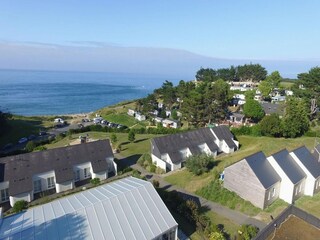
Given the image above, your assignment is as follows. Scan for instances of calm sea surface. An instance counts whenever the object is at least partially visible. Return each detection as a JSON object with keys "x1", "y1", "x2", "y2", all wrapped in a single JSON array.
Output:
[{"x1": 0, "y1": 70, "x2": 181, "y2": 116}]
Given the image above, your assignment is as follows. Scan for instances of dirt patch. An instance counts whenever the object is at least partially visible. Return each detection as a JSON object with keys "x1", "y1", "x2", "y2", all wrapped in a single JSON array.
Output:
[{"x1": 269, "y1": 215, "x2": 320, "y2": 240}]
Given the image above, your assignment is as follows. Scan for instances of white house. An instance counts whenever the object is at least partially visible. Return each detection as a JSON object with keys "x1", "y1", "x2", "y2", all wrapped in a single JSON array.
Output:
[
  {"x1": 154, "y1": 117, "x2": 163, "y2": 124},
  {"x1": 0, "y1": 177, "x2": 178, "y2": 240},
  {"x1": 135, "y1": 112, "x2": 146, "y2": 121},
  {"x1": 127, "y1": 108, "x2": 135, "y2": 116},
  {"x1": 0, "y1": 140, "x2": 116, "y2": 207},
  {"x1": 290, "y1": 146, "x2": 320, "y2": 196},
  {"x1": 54, "y1": 118, "x2": 64, "y2": 124},
  {"x1": 162, "y1": 119, "x2": 180, "y2": 129},
  {"x1": 267, "y1": 149, "x2": 306, "y2": 204},
  {"x1": 151, "y1": 126, "x2": 238, "y2": 172},
  {"x1": 210, "y1": 125, "x2": 239, "y2": 153}
]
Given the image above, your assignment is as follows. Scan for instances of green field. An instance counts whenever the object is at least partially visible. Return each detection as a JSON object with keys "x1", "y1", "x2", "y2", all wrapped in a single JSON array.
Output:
[
  {"x1": 0, "y1": 115, "x2": 53, "y2": 148},
  {"x1": 165, "y1": 136, "x2": 315, "y2": 219}
]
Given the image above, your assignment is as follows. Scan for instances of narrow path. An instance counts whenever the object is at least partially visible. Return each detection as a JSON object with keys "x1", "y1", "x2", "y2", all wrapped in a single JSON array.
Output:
[{"x1": 116, "y1": 153, "x2": 267, "y2": 230}]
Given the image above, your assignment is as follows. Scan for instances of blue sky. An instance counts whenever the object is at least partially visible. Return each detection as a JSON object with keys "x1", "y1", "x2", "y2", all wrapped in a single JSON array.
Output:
[{"x1": 0, "y1": 1, "x2": 319, "y2": 76}]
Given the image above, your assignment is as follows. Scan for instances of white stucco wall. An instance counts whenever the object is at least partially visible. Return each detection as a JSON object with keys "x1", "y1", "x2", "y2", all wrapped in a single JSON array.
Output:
[
  {"x1": 55, "y1": 180, "x2": 74, "y2": 193},
  {"x1": 267, "y1": 156, "x2": 295, "y2": 203},
  {"x1": 10, "y1": 191, "x2": 33, "y2": 207},
  {"x1": 92, "y1": 171, "x2": 107, "y2": 180},
  {"x1": 73, "y1": 162, "x2": 92, "y2": 181},
  {"x1": 290, "y1": 152, "x2": 316, "y2": 196},
  {"x1": 152, "y1": 154, "x2": 167, "y2": 171},
  {"x1": 33, "y1": 170, "x2": 56, "y2": 193}
]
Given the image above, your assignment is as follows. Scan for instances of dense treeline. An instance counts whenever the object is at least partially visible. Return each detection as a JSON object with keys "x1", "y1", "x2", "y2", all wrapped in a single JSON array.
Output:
[
  {"x1": 135, "y1": 64, "x2": 319, "y2": 138},
  {"x1": 195, "y1": 63, "x2": 267, "y2": 82},
  {"x1": 0, "y1": 111, "x2": 11, "y2": 137}
]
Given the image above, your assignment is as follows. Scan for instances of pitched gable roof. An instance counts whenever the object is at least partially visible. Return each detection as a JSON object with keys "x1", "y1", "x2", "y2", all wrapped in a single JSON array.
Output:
[
  {"x1": 151, "y1": 128, "x2": 219, "y2": 164},
  {"x1": 210, "y1": 125, "x2": 237, "y2": 148},
  {"x1": 0, "y1": 140, "x2": 113, "y2": 196},
  {"x1": 271, "y1": 149, "x2": 306, "y2": 184},
  {"x1": 245, "y1": 151, "x2": 281, "y2": 189},
  {"x1": 0, "y1": 177, "x2": 177, "y2": 240},
  {"x1": 292, "y1": 146, "x2": 320, "y2": 179}
]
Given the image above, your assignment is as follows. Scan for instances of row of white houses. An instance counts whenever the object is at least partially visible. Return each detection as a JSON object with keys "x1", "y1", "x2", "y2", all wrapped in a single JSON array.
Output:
[
  {"x1": 224, "y1": 145, "x2": 320, "y2": 209},
  {"x1": 151, "y1": 126, "x2": 239, "y2": 172},
  {"x1": 0, "y1": 140, "x2": 117, "y2": 207}
]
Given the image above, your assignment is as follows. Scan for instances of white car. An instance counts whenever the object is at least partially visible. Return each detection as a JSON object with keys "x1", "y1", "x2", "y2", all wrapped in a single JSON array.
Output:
[{"x1": 18, "y1": 137, "x2": 28, "y2": 144}]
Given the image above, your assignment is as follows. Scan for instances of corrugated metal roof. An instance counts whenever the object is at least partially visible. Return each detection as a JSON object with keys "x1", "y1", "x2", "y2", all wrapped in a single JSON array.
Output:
[
  {"x1": 271, "y1": 149, "x2": 306, "y2": 184},
  {"x1": 0, "y1": 177, "x2": 177, "y2": 240}
]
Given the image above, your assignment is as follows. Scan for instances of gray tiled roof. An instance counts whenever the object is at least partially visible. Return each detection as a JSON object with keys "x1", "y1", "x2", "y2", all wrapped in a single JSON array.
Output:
[
  {"x1": 211, "y1": 125, "x2": 237, "y2": 149},
  {"x1": 151, "y1": 128, "x2": 219, "y2": 164},
  {"x1": 292, "y1": 146, "x2": 320, "y2": 179},
  {"x1": 0, "y1": 140, "x2": 113, "y2": 196},
  {"x1": 245, "y1": 151, "x2": 281, "y2": 189},
  {"x1": 271, "y1": 149, "x2": 306, "y2": 184},
  {"x1": 260, "y1": 102, "x2": 285, "y2": 116}
]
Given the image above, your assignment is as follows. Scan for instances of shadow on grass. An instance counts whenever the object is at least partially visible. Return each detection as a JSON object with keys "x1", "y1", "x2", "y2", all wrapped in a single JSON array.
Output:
[
  {"x1": 134, "y1": 138, "x2": 148, "y2": 143},
  {"x1": 208, "y1": 160, "x2": 221, "y2": 170},
  {"x1": 115, "y1": 154, "x2": 142, "y2": 170}
]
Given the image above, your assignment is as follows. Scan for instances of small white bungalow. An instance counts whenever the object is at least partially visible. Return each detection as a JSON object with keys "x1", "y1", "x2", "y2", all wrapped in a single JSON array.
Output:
[
  {"x1": 127, "y1": 109, "x2": 135, "y2": 116},
  {"x1": 290, "y1": 146, "x2": 320, "y2": 196},
  {"x1": 267, "y1": 149, "x2": 306, "y2": 204},
  {"x1": 162, "y1": 119, "x2": 180, "y2": 129},
  {"x1": 210, "y1": 125, "x2": 239, "y2": 153},
  {"x1": 135, "y1": 112, "x2": 146, "y2": 121}
]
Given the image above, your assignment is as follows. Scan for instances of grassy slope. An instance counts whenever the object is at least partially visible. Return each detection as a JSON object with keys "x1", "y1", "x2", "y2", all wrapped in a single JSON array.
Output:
[
  {"x1": 165, "y1": 136, "x2": 315, "y2": 219},
  {"x1": 0, "y1": 116, "x2": 52, "y2": 147}
]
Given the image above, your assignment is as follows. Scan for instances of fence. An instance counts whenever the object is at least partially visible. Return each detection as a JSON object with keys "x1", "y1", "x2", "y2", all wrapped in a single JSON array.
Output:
[{"x1": 254, "y1": 205, "x2": 320, "y2": 240}]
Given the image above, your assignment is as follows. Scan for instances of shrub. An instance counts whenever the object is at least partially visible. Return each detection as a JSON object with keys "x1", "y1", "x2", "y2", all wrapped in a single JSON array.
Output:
[
  {"x1": 155, "y1": 167, "x2": 165, "y2": 174},
  {"x1": 186, "y1": 154, "x2": 213, "y2": 175},
  {"x1": 12, "y1": 200, "x2": 28, "y2": 213},
  {"x1": 90, "y1": 178, "x2": 100, "y2": 185},
  {"x1": 128, "y1": 130, "x2": 135, "y2": 142},
  {"x1": 152, "y1": 180, "x2": 160, "y2": 188},
  {"x1": 237, "y1": 225, "x2": 259, "y2": 240},
  {"x1": 25, "y1": 141, "x2": 36, "y2": 152}
]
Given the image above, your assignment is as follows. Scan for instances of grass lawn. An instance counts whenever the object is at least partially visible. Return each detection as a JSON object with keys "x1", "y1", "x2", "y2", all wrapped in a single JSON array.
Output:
[
  {"x1": 0, "y1": 115, "x2": 52, "y2": 148},
  {"x1": 45, "y1": 131, "x2": 155, "y2": 158},
  {"x1": 165, "y1": 135, "x2": 313, "y2": 218},
  {"x1": 295, "y1": 191, "x2": 320, "y2": 218},
  {"x1": 280, "y1": 81, "x2": 294, "y2": 88}
]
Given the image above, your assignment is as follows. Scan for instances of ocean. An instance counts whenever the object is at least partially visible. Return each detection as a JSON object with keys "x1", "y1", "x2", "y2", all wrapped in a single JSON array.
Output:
[{"x1": 0, "y1": 69, "x2": 182, "y2": 116}]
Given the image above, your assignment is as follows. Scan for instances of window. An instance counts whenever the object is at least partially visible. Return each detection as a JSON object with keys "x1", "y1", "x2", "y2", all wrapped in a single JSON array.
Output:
[
  {"x1": 74, "y1": 170, "x2": 80, "y2": 181},
  {"x1": 47, "y1": 177, "x2": 55, "y2": 189},
  {"x1": 84, "y1": 168, "x2": 91, "y2": 178},
  {"x1": 299, "y1": 184, "x2": 302, "y2": 192},
  {"x1": 33, "y1": 179, "x2": 42, "y2": 193},
  {"x1": 268, "y1": 192, "x2": 271, "y2": 200},
  {"x1": 272, "y1": 188, "x2": 276, "y2": 197},
  {"x1": 1, "y1": 188, "x2": 9, "y2": 202},
  {"x1": 295, "y1": 186, "x2": 299, "y2": 195}
]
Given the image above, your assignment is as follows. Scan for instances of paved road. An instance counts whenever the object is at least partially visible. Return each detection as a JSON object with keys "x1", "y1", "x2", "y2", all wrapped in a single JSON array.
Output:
[{"x1": 126, "y1": 161, "x2": 267, "y2": 230}]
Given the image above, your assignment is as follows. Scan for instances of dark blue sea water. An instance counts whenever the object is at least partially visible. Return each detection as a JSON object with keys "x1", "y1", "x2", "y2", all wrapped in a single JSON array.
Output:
[{"x1": 0, "y1": 70, "x2": 180, "y2": 116}]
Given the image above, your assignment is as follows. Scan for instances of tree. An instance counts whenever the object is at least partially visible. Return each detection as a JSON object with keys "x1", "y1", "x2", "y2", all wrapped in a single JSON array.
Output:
[
  {"x1": 237, "y1": 225, "x2": 259, "y2": 240},
  {"x1": 259, "y1": 114, "x2": 282, "y2": 137},
  {"x1": 243, "y1": 99, "x2": 265, "y2": 122},
  {"x1": 0, "y1": 111, "x2": 11, "y2": 137},
  {"x1": 237, "y1": 64, "x2": 267, "y2": 82},
  {"x1": 258, "y1": 80, "x2": 272, "y2": 98},
  {"x1": 128, "y1": 130, "x2": 135, "y2": 142},
  {"x1": 26, "y1": 141, "x2": 36, "y2": 152},
  {"x1": 185, "y1": 154, "x2": 212, "y2": 175},
  {"x1": 296, "y1": 67, "x2": 320, "y2": 118},
  {"x1": 282, "y1": 98, "x2": 309, "y2": 138},
  {"x1": 266, "y1": 71, "x2": 282, "y2": 89},
  {"x1": 181, "y1": 89, "x2": 206, "y2": 126},
  {"x1": 12, "y1": 200, "x2": 28, "y2": 213},
  {"x1": 209, "y1": 231, "x2": 226, "y2": 240},
  {"x1": 171, "y1": 109, "x2": 178, "y2": 120},
  {"x1": 195, "y1": 68, "x2": 217, "y2": 82},
  {"x1": 244, "y1": 89, "x2": 255, "y2": 100},
  {"x1": 110, "y1": 133, "x2": 118, "y2": 144}
]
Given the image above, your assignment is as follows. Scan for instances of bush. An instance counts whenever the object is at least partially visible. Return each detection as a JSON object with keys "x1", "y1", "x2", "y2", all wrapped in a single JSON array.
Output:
[
  {"x1": 12, "y1": 200, "x2": 28, "y2": 213},
  {"x1": 90, "y1": 178, "x2": 100, "y2": 185},
  {"x1": 186, "y1": 154, "x2": 213, "y2": 175},
  {"x1": 237, "y1": 225, "x2": 259, "y2": 240},
  {"x1": 25, "y1": 141, "x2": 36, "y2": 152},
  {"x1": 155, "y1": 167, "x2": 165, "y2": 174},
  {"x1": 152, "y1": 180, "x2": 160, "y2": 188}
]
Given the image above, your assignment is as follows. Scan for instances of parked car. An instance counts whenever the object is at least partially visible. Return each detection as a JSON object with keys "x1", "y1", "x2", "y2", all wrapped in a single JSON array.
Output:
[
  {"x1": 39, "y1": 131, "x2": 47, "y2": 136},
  {"x1": 18, "y1": 137, "x2": 28, "y2": 144},
  {"x1": 28, "y1": 134, "x2": 36, "y2": 140}
]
